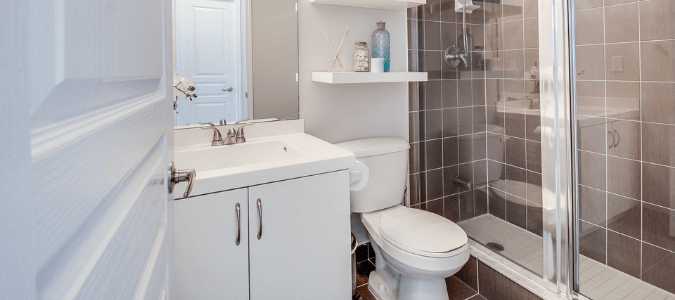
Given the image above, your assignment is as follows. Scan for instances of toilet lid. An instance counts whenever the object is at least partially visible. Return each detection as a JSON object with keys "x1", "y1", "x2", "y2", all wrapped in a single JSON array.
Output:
[{"x1": 379, "y1": 208, "x2": 468, "y2": 257}]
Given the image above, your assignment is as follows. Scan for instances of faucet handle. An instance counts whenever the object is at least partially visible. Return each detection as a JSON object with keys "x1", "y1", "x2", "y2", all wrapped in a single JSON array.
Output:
[
  {"x1": 200, "y1": 123, "x2": 223, "y2": 146},
  {"x1": 219, "y1": 119, "x2": 228, "y2": 126},
  {"x1": 235, "y1": 124, "x2": 253, "y2": 143}
]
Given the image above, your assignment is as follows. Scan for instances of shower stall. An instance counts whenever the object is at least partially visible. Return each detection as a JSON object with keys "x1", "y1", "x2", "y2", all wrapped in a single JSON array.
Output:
[{"x1": 407, "y1": 0, "x2": 675, "y2": 298}]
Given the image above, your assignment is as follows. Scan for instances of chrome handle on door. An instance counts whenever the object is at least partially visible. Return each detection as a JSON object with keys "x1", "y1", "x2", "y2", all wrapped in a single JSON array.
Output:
[
  {"x1": 613, "y1": 129, "x2": 620, "y2": 148},
  {"x1": 168, "y1": 162, "x2": 196, "y2": 198},
  {"x1": 235, "y1": 203, "x2": 241, "y2": 246},
  {"x1": 256, "y1": 198, "x2": 262, "y2": 240},
  {"x1": 222, "y1": 87, "x2": 233, "y2": 92}
]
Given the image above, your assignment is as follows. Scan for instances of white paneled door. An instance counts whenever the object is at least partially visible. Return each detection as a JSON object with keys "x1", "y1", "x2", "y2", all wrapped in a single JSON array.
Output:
[
  {"x1": 2, "y1": 0, "x2": 175, "y2": 299},
  {"x1": 175, "y1": 0, "x2": 244, "y2": 126}
]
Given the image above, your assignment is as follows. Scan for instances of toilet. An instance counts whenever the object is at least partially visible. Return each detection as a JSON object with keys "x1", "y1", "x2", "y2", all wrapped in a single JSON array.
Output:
[{"x1": 336, "y1": 138, "x2": 470, "y2": 300}]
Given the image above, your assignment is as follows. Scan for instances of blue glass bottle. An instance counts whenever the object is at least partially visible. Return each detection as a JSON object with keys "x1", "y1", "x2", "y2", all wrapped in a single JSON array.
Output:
[{"x1": 372, "y1": 21, "x2": 390, "y2": 72}]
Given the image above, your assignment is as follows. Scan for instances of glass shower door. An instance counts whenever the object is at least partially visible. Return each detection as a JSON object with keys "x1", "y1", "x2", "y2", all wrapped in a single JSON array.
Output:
[{"x1": 570, "y1": 0, "x2": 675, "y2": 298}]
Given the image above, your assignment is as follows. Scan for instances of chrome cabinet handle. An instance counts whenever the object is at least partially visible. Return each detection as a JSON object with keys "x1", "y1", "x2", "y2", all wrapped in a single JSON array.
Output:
[
  {"x1": 608, "y1": 130, "x2": 615, "y2": 149},
  {"x1": 168, "y1": 162, "x2": 196, "y2": 198},
  {"x1": 222, "y1": 87, "x2": 233, "y2": 92},
  {"x1": 256, "y1": 198, "x2": 262, "y2": 240},
  {"x1": 613, "y1": 129, "x2": 620, "y2": 148},
  {"x1": 235, "y1": 203, "x2": 241, "y2": 246}
]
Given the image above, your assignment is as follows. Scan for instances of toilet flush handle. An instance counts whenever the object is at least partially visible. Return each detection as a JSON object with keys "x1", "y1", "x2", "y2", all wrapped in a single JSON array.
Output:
[{"x1": 349, "y1": 160, "x2": 370, "y2": 191}]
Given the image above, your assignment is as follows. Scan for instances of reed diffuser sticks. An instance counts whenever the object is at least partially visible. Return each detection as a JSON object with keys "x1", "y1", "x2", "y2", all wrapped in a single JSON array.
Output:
[{"x1": 321, "y1": 26, "x2": 350, "y2": 71}]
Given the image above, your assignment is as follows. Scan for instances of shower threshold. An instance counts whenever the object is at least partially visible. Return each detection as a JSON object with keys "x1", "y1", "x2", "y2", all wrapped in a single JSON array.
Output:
[{"x1": 458, "y1": 214, "x2": 675, "y2": 300}]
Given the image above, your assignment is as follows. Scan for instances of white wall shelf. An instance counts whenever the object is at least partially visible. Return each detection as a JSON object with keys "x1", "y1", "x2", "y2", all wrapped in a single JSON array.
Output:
[
  {"x1": 311, "y1": 72, "x2": 428, "y2": 84},
  {"x1": 310, "y1": 0, "x2": 425, "y2": 10}
]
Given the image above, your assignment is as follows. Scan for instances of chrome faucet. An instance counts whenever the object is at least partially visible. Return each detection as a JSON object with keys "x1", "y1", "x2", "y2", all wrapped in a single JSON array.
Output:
[
  {"x1": 200, "y1": 122, "x2": 252, "y2": 146},
  {"x1": 200, "y1": 122, "x2": 236, "y2": 146}
]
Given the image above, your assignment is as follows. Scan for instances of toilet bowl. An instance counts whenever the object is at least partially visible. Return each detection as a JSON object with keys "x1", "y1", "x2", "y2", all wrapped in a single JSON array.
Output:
[
  {"x1": 336, "y1": 138, "x2": 470, "y2": 300},
  {"x1": 363, "y1": 206, "x2": 469, "y2": 300}
]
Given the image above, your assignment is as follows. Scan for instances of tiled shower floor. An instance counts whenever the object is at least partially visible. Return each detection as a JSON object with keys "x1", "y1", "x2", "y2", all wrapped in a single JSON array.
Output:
[
  {"x1": 459, "y1": 214, "x2": 675, "y2": 300},
  {"x1": 459, "y1": 214, "x2": 544, "y2": 275}
]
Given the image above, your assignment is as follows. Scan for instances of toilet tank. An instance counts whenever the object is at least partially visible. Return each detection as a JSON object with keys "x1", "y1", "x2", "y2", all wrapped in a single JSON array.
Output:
[{"x1": 335, "y1": 138, "x2": 410, "y2": 213}]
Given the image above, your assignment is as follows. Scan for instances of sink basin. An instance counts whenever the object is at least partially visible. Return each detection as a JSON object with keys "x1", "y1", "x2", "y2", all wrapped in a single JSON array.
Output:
[
  {"x1": 173, "y1": 133, "x2": 355, "y2": 198},
  {"x1": 175, "y1": 140, "x2": 306, "y2": 171}
]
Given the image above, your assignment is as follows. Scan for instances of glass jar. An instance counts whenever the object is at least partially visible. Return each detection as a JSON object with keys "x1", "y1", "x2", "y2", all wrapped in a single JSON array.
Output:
[
  {"x1": 354, "y1": 42, "x2": 370, "y2": 72},
  {"x1": 372, "y1": 21, "x2": 391, "y2": 72}
]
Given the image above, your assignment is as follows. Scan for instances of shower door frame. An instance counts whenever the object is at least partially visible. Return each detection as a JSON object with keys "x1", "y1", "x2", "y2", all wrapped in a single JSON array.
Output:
[{"x1": 537, "y1": 0, "x2": 580, "y2": 297}]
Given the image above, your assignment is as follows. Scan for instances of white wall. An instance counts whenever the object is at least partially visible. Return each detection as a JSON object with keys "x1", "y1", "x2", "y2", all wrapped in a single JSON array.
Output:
[{"x1": 298, "y1": 1, "x2": 409, "y2": 144}]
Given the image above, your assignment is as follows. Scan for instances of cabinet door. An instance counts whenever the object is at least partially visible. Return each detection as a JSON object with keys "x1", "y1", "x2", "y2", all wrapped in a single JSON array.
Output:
[
  {"x1": 578, "y1": 120, "x2": 608, "y2": 154},
  {"x1": 248, "y1": 171, "x2": 351, "y2": 300},
  {"x1": 175, "y1": 189, "x2": 249, "y2": 300},
  {"x1": 608, "y1": 119, "x2": 640, "y2": 160}
]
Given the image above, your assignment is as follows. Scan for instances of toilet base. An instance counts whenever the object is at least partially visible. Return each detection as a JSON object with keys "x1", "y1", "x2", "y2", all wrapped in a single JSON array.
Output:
[
  {"x1": 398, "y1": 275, "x2": 449, "y2": 300},
  {"x1": 367, "y1": 270, "x2": 450, "y2": 300},
  {"x1": 368, "y1": 271, "x2": 398, "y2": 300}
]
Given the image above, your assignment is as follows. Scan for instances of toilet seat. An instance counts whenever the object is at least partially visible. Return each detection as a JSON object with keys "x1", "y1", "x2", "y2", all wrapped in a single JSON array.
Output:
[
  {"x1": 362, "y1": 205, "x2": 469, "y2": 277},
  {"x1": 362, "y1": 206, "x2": 468, "y2": 259},
  {"x1": 379, "y1": 208, "x2": 467, "y2": 258}
]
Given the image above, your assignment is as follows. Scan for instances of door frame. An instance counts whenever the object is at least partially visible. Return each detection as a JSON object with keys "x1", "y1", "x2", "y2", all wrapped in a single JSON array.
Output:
[
  {"x1": 244, "y1": 0, "x2": 253, "y2": 119},
  {"x1": 538, "y1": 0, "x2": 577, "y2": 298}
]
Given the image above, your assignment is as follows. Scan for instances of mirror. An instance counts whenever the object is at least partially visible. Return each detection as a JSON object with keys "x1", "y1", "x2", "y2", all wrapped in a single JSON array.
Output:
[{"x1": 174, "y1": 0, "x2": 299, "y2": 127}]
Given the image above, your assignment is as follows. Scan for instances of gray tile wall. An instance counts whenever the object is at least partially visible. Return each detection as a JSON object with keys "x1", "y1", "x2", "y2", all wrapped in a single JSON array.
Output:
[
  {"x1": 482, "y1": 0, "x2": 543, "y2": 237},
  {"x1": 407, "y1": 0, "x2": 543, "y2": 238},
  {"x1": 456, "y1": 256, "x2": 543, "y2": 300},
  {"x1": 574, "y1": 0, "x2": 675, "y2": 294},
  {"x1": 407, "y1": 1, "x2": 490, "y2": 222}
]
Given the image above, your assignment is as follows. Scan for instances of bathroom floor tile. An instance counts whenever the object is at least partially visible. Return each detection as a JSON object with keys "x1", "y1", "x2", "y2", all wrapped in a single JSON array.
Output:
[{"x1": 447, "y1": 276, "x2": 478, "y2": 300}]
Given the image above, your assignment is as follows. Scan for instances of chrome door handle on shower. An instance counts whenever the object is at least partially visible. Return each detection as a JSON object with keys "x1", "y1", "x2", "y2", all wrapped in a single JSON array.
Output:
[
  {"x1": 222, "y1": 87, "x2": 233, "y2": 92},
  {"x1": 235, "y1": 203, "x2": 241, "y2": 246},
  {"x1": 256, "y1": 198, "x2": 263, "y2": 240}
]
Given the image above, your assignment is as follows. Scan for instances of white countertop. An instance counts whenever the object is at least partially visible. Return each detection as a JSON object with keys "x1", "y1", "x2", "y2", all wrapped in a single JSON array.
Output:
[{"x1": 173, "y1": 133, "x2": 356, "y2": 199}]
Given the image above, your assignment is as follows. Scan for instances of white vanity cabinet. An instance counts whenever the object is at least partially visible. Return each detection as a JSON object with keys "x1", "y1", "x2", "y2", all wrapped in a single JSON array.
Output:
[
  {"x1": 175, "y1": 170, "x2": 351, "y2": 300},
  {"x1": 175, "y1": 188, "x2": 250, "y2": 300}
]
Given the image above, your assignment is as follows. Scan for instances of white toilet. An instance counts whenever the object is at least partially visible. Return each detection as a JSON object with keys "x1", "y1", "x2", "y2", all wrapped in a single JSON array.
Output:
[{"x1": 336, "y1": 138, "x2": 470, "y2": 300}]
